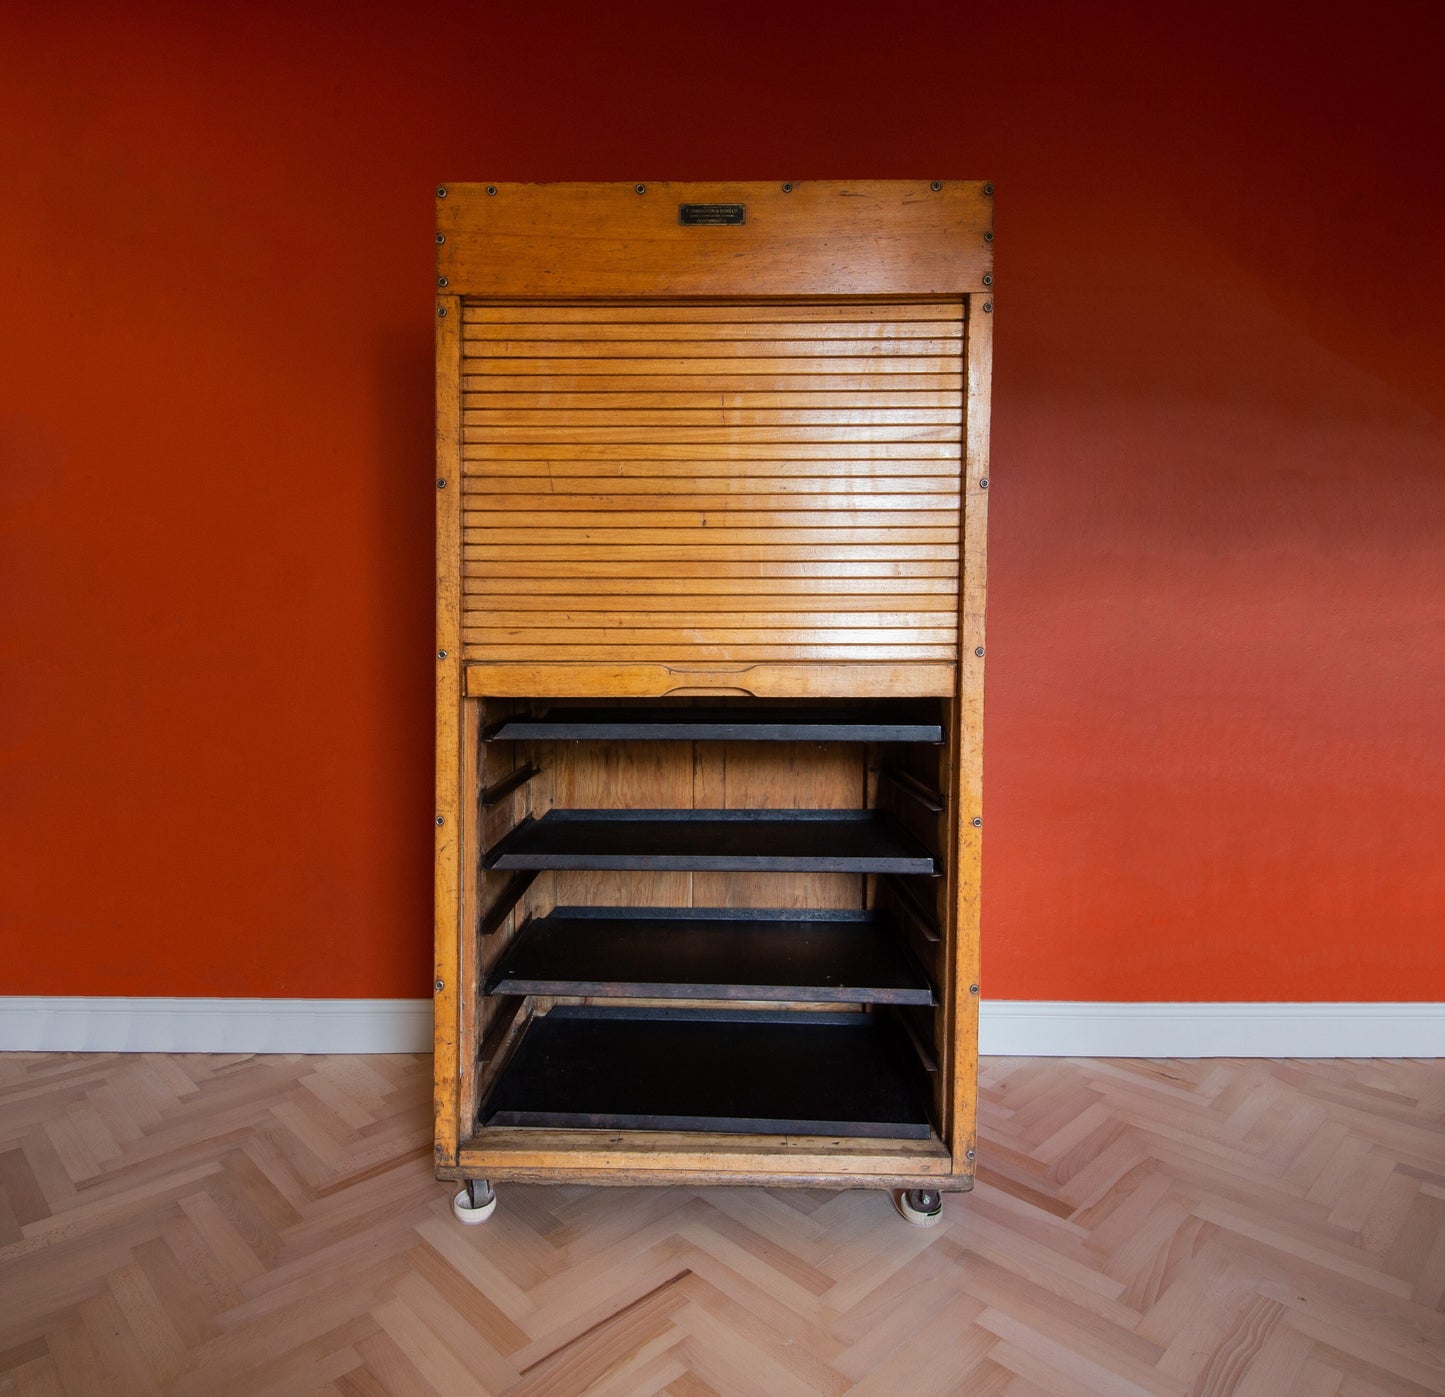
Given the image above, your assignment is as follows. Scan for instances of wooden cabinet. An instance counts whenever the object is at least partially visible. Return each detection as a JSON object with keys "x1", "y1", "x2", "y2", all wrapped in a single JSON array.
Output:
[{"x1": 434, "y1": 182, "x2": 993, "y2": 1224}]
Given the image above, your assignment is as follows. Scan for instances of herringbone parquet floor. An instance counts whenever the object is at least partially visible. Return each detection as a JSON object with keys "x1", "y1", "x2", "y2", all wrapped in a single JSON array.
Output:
[{"x1": 0, "y1": 1052, "x2": 1441, "y2": 1396}]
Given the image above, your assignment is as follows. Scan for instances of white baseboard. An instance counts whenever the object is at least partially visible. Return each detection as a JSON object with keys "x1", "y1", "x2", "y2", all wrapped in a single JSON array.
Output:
[
  {"x1": 0, "y1": 998, "x2": 1440, "y2": 1057},
  {"x1": 977, "y1": 1001, "x2": 1445, "y2": 1058},
  {"x1": 0, "y1": 997, "x2": 433, "y2": 1054}
]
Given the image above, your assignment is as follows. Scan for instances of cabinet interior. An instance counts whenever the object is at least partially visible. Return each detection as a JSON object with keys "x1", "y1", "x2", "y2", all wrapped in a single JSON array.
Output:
[{"x1": 460, "y1": 696, "x2": 956, "y2": 1151}]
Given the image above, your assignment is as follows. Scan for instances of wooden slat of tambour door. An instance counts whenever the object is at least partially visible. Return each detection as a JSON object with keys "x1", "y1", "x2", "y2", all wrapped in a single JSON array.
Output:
[
  {"x1": 464, "y1": 409, "x2": 962, "y2": 427},
  {"x1": 467, "y1": 579, "x2": 958, "y2": 598},
  {"x1": 468, "y1": 622, "x2": 956, "y2": 646},
  {"x1": 466, "y1": 494, "x2": 958, "y2": 512},
  {"x1": 465, "y1": 512, "x2": 958, "y2": 530},
  {"x1": 469, "y1": 612, "x2": 957, "y2": 631},
  {"x1": 464, "y1": 427, "x2": 959, "y2": 445},
  {"x1": 468, "y1": 557, "x2": 953, "y2": 574},
  {"x1": 469, "y1": 392, "x2": 962, "y2": 409},
  {"x1": 465, "y1": 485, "x2": 959, "y2": 508},
  {"x1": 468, "y1": 540, "x2": 957, "y2": 559},
  {"x1": 460, "y1": 298, "x2": 963, "y2": 671},
  {"x1": 468, "y1": 374, "x2": 964, "y2": 393},
  {"x1": 475, "y1": 583, "x2": 951, "y2": 609},
  {"x1": 470, "y1": 303, "x2": 957, "y2": 319},
  {"x1": 465, "y1": 465, "x2": 959, "y2": 485},
  {"x1": 472, "y1": 301, "x2": 962, "y2": 322},
  {"x1": 465, "y1": 546, "x2": 959, "y2": 561},
  {"x1": 467, "y1": 588, "x2": 958, "y2": 606},
  {"x1": 465, "y1": 339, "x2": 963, "y2": 360},
  {"x1": 469, "y1": 538, "x2": 956, "y2": 555},
  {"x1": 466, "y1": 443, "x2": 954, "y2": 461},
  {"x1": 460, "y1": 357, "x2": 962, "y2": 379},
  {"x1": 466, "y1": 646, "x2": 958, "y2": 661},
  {"x1": 465, "y1": 561, "x2": 958, "y2": 578},
  {"x1": 467, "y1": 537, "x2": 959, "y2": 555},
  {"x1": 461, "y1": 303, "x2": 963, "y2": 322},
  {"x1": 464, "y1": 478, "x2": 962, "y2": 496},
  {"x1": 467, "y1": 567, "x2": 955, "y2": 582},
  {"x1": 462, "y1": 323, "x2": 959, "y2": 342}
]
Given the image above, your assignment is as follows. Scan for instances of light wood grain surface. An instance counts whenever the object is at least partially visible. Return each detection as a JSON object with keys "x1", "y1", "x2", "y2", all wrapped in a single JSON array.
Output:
[
  {"x1": 436, "y1": 181, "x2": 993, "y2": 298},
  {"x1": 458, "y1": 298, "x2": 963, "y2": 674},
  {"x1": 3, "y1": 1052, "x2": 1442, "y2": 1395},
  {"x1": 433, "y1": 294, "x2": 464, "y2": 1169}
]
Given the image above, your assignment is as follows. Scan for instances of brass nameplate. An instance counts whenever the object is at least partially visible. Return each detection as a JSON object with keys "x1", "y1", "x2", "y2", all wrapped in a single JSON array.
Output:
[{"x1": 679, "y1": 203, "x2": 746, "y2": 226}]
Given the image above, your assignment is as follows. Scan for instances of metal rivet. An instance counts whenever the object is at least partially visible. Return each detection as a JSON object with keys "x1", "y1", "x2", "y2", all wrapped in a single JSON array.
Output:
[
  {"x1": 982, "y1": 273, "x2": 993, "y2": 286},
  {"x1": 437, "y1": 306, "x2": 447, "y2": 318},
  {"x1": 781, "y1": 182, "x2": 793, "y2": 192},
  {"x1": 983, "y1": 182, "x2": 994, "y2": 196},
  {"x1": 966, "y1": 1147, "x2": 976, "y2": 1160},
  {"x1": 435, "y1": 816, "x2": 445, "y2": 826},
  {"x1": 436, "y1": 478, "x2": 447, "y2": 489},
  {"x1": 984, "y1": 231, "x2": 994, "y2": 242},
  {"x1": 983, "y1": 302, "x2": 992, "y2": 314},
  {"x1": 635, "y1": 183, "x2": 646, "y2": 194},
  {"x1": 485, "y1": 185, "x2": 497, "y2": 196},
  {"x1": 436, "y1": 185, "x2": 447, "y2": 198},
  {"x1": 971, "y1": 816, "x2": 982, "y2": 827},
  {"x1": 435, "y1": 232, "x2": 445, "y2": 244},
  {"x1": 438, "y1": 276, "x2": 449, "y2": 288},
  {"x1": 437, "y1": 650, "x2": 447, "y2": 660},
  {"x1": 435, "y1": 979, "x2": 445, "y2": 992},
  {"x1": 974, "y1": 646, "x2": 985, "y2": 657},
  {"x1": 930, "y1": 180, "x2": 942, "y2": 191},
  {"x1": 970, "y1": 983, "x2": 980, "y2": 995},
  {"x1": 979, "y1": 477, "x2": 990, "y2": 489}
]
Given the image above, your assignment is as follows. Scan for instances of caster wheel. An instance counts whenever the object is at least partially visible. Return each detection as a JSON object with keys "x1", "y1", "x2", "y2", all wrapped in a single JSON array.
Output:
[
  {"x1": 894, "y1": 1188, "x2": 944, "y2": 1227},
  {"x1": 452, "y1": 1179, "x2": 497, "y2": 1225}
]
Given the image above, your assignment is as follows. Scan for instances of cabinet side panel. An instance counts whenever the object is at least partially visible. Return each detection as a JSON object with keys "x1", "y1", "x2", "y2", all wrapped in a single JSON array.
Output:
[
  {"x1": 949, "y1": 294, "x2": 992, "y2": 1170},
  {"x1": 434, "y1": 292, "x2": 464, "y2": 1169}
]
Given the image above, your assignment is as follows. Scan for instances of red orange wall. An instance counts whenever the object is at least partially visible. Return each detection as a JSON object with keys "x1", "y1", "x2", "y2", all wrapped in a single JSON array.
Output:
[{"x1": 3, "y1": 1, "x2": 1442, "y2": 1000}]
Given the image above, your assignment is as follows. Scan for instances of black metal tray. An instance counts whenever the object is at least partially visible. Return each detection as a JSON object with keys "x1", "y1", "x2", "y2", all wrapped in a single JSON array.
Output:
[
  {"x1": 482, "y1": 809, "x2": 938, "y2": 874},
  {"x1": 486, "y1": 906, "x2": 934, "y2": 1004},
  {"x1": 479, "y1": 1006, "x2": 933, "y2": 1138},
  {"x1": 487, "y1": 704, "x2": 943, "y2": 744}
]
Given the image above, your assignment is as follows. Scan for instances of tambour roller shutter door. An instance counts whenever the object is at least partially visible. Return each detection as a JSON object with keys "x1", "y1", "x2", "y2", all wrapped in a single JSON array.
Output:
[{"x1": 459, "y1": 300, "x2": 964, "y2": 668}]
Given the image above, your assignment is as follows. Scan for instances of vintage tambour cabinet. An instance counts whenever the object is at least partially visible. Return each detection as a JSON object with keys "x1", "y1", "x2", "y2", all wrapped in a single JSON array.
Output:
[{"x1": 434, "y1": 181, "x2": 993, "y2": 1226}]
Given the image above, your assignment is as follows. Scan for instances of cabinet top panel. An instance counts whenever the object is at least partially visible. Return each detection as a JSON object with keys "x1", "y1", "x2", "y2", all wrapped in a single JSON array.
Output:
[{"x1": 436, "y1": 181, "x2": 994, "y2": 298}]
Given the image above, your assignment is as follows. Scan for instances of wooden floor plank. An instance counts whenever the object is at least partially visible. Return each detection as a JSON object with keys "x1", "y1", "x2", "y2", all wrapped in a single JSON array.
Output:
[{"x1": 1, "y1": 1052, "x2": 1442, "y2": 1394}]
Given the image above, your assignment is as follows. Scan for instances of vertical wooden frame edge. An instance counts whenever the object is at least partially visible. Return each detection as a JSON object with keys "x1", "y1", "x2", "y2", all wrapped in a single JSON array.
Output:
[
  {"x1": 951, "y1": 291, "x2": 992, "y2": 1176},
  {"x1": 433, "y1": 286, "x2": 464, "y2": 1170}
]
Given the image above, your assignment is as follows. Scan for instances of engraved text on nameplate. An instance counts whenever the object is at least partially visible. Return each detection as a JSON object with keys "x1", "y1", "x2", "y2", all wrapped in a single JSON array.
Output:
[{"x1": 678, "y1": 203, "x2": 746, "y2": 225}]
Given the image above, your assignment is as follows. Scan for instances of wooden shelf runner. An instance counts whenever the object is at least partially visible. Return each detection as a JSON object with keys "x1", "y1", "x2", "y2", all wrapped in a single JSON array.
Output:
[
  {"x1": 486, "y1": 906, "x2": 935, "y2": 1004},
  {"x1": 481, "y1": 809, "x2": 938, "y2": 874},
  {"x1": 478, "y1": 1006, "x2": 934, "y2": 1137}
]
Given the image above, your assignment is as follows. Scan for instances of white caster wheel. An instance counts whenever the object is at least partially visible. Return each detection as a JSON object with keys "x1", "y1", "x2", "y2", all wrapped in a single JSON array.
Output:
[
  {"x1": 452, "y1": 1179, "x2": 497, "y2": 1224},
  {"x1": 894, "y1": 1188, "x2": 944, "y2": 1227}
]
